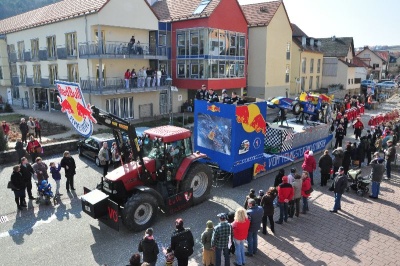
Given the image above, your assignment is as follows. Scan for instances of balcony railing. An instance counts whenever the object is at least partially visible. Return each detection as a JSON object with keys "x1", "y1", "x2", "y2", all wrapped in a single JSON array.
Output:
[
  {"x1": 78, "y1": 41, "x2": 167, "y2": 59},
  {"x1": 17, "y1": 52, "x2": 24, "y2": 62},
  {"x1": 80, "y1": 75, "x2": 170, "y2": 94},
  {"x1": 24, "y1": 51, "x2": 31, "y2": 61},
  {"x1": 39, "y1": 49, "x2": 47, "y2": 60},
  {"x1": 41, "y1": 78, "x2": 50, "y2": 87},
  {"x1": 9, "y1": 52, "x2": 17, "y2": 63},
  {"x1": 57, "y1": 46, "x2": 67, "y2": 59},
  {"x1": 11, "y1": 76, "x2": 19, "y2": 86}
]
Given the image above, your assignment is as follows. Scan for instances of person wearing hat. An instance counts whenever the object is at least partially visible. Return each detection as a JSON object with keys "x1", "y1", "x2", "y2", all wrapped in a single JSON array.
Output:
[
  {"x1": 138, "y1": 228, "x2": 159, "y2": 266},
  {"x1": 201, "y1": 220, "x2": 215, "y2": 266},
  {"x1": 170, "y1": 218, "x2": 194, "y2": 266},
  {"x1": 212, "y1": 213, "x2": 232, "y2": 266},
  {"x1": 369, "y1": 152, "x2": 385, "y2": 199},
  {"x1": 243, "y1": 188, "x2": 256, "y2": 209},
  {"x1": 353, "y1": 117, "x2": 364, "y2": 140},
  {"x1": 287, "y1": 168, "x2": 296, "y2": 184},
  {"x1": 275, "y1": 176, "x2": 294, "y2": 224},
  {"x1": 221, "y1": 89, "x2": 231, "y2": 104},
  {"x1": 245, "y1": 198, "x2": 263, "y2": 257},
  {"x1": 255, "y1": 190, "x2": 264, "y2": 206},
  {"x1": 384, "y1": 139, "x2": 396, "y2": 179},
  {"x1": 329, "y1": 166, "x2": 348, "y2": 213}
]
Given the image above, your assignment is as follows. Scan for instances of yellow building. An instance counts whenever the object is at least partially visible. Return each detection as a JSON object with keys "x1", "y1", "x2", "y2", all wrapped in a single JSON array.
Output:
[
  {"x1": 290, "y1": 24, "x2": 324, "y2": 96},
  {"x1": 241, "y1": 1, "x2": 292, "y2": 99}
]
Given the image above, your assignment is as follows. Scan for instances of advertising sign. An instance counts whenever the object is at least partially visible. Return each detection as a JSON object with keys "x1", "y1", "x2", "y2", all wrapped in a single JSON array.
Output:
[
  {"x1": 55, "y1": 81, "x2": 96, "y2": 138},
  {"x1": 166, "y1": 188, "x2": 194, "y2": 215}
]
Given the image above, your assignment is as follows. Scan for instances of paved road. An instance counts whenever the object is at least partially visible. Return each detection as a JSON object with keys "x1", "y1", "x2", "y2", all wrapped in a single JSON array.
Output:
[{"x1": 0, "y1": 103, "x2": 399, "y2": 265}]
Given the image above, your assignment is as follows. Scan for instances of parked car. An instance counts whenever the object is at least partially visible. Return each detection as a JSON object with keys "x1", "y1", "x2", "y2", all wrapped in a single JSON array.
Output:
[
  {"x1": 78, "y1": 133, "x2": 114, "y2": 166},
  {"x1": 361, "y1": 80, "x2": 375, "y2": 87},
  {"x1": 376, "y1": 81, "x2": 398, "y2": 89}
]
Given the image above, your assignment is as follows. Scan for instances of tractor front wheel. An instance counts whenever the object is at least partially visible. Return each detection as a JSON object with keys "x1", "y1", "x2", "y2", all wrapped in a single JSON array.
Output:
[{"x1": 122, "y1": 193, "x2": 158, "y2": 232}]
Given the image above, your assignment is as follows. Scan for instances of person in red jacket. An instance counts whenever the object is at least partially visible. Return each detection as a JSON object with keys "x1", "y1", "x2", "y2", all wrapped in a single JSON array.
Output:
[
  {"x1": 2, "y1": 120, "x2": 10, "y2": 142},
  {"x1": 301, "y1": 171, "x2": 312, "y2": 214},
  {"x1": 124, "y1": 69, "x2": 131, "y2": 89},
  {"x1": 353, "y1": 117, "x2": 364, "y2": 140},
  {"x1": 231, "y1": 207, "x2": 250, "y2": 266},
  {"x1": 275, "y1": 176, "x2": 294, "y2": 224},
  {"x1": 26, "y1": 136, "x2": 41, "y2": 163},
  {"x1": 302, "y1": 150, "x2": 316, "y2": 185}
]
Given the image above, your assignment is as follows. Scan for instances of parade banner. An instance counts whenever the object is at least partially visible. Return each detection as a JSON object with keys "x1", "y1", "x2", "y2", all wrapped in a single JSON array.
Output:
[{"x1": 55, "y1": 81, "x2": 96, "y2": 138}]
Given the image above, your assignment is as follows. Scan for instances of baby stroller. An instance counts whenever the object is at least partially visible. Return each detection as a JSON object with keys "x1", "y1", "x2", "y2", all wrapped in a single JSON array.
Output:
[
  {"x1": 346, "y1": 169, "x2": 371, "y2": 196},
  {"x1": 36, "y1": 180, "x2": 60, "y2": 205}
]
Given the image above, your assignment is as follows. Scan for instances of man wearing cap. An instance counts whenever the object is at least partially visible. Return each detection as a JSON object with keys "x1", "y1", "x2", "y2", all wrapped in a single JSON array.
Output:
[
  {"x1": 171, "y1": 218, "x2": 194, "y2": 266},
  {"x1": 384, "y1": 139, "x2": 396, "y2": 179},
  {"x1": 245, "y1": 198, "x2": 263, "y2": 257},
  {"x1": 329, "y1": 167, "x2": 348, "y2": 213},
  {"x1": 207, "y1": 88, "x2": 219, "y2": 103},
  {"x1": 369, "y1": 152, "x2": 385, "y2": 199},
  {"x1": 196, "y1": 84, "x2": 208, "y2": 100},
  {"x1": 276, "y1": 176, "x2": 294, "y2": 224},
  {"x1": 212, "y1": 213, "x2": 232, "y2": 266},
  {"x1": 221, "y1": 89, "x2": 231, "y2": 104}
]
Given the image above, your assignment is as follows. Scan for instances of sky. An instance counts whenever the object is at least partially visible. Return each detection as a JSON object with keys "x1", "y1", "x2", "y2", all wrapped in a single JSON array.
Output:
[{"x1": 238, "y1": 0, "x2": 400, "y2": 48}]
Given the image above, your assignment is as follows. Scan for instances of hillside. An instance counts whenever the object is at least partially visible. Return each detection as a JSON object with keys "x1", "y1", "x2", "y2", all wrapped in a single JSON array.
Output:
[{"x1": 0, "y1": 0, "x2": 61, "y2": 20}]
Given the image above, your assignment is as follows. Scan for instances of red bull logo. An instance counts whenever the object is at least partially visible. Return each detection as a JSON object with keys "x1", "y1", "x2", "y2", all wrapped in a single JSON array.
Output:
[
  {"x1": 207, "y1": 105, "x2": 221, "y2": 112},
  {"x1": 235, "y1": 104, "x2": 267, "y2": 135},
  {"x1": 56, "y1": 81, "x2": 94, "y2": 138},
  {"x1": 253, "y1": 162, "x2": 266, "y2": 176}
]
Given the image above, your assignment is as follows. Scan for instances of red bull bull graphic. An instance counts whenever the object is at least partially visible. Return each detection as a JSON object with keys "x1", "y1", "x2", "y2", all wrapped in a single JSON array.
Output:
[
  {"x1": 55, "y1": 81, "x2": 95, "y2": 138},
  {"x1": 235, "y1": 104, "x2": 267, "y2": 134},
  {"x1": 253, "y1": 162, "x2": 266, "y2": 177},
  {"x1": 207, "y1": 104, "x2": 221, "y2": 112}
]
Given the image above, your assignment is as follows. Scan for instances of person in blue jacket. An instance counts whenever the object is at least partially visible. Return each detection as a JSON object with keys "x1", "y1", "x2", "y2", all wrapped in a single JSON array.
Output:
[{"x1": 49, "y1": 162, "x2": 62, "y2": 195}]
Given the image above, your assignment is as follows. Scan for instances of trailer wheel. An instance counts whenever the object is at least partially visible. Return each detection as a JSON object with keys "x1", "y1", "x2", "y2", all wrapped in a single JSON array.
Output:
[
  {"x1": 122, "y1": 193, "x2": 158, "y2": 232},
  {"x1": 292, "y1": 102, "x2": 301, "y2": 115},
  {"x1": 180, "y1": 163, "x2": 212, "y2": 205}
]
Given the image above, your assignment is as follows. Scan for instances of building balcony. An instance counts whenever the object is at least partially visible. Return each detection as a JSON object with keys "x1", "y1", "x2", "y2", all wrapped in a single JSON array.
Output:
[
  {"x1": 24, "y1": 51, "x2": 31, "y2": 61},
  {"x1": 39, "y1": 49, "x2": 47, "y2": 61},
  {"x1": 41, "y1": 78, "x2": 50, "y2": 87},
  {"x1": 9, "y1": 52, "x2": 17, "y2": 63},
  {"x1": 57, "y1": 46, "x2": 67, "y2": 60},
  {"x1": 78, "y1": 41, "x2": 168, "y2": 60},
  {"x1": 11, "y1": 76, "x2": 19, "y2": 86},
  {"x1": 26, "y1": 77, "x2": 33, "y2": 86},
  {"x1": 80, "y1": 76, "x2": 170, "y2": 95}
]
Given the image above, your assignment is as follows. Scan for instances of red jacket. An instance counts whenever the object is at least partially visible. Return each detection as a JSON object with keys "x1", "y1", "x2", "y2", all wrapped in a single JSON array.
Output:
[
  {"x1": 301, "y1": 177, "x2": 312, "y2": 198},
  {"x1": 124, "y1": 71, "x2": 130, "y2": 79},
  {"x1": 2, "y1": 124, "x2": 10, "y2": 135},
  {"x1": 353, "y1": 120, "x2": 364, "y2": 129},
  {"x1": 302, "y1": 151, "x2": 316, "y2": 172},
  {"x1": 232, "y1": 218, "x2": 250, "y2": 240},
  {"x1": 277, "y1": 182, "x2": 294, "y2": 203},
  {"x1": 26, "y1": 140, "x2": 41, "y2": 153}
]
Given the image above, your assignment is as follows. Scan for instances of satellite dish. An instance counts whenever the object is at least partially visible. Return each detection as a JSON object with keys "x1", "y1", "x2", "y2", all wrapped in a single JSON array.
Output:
[{"x1": 295, "y1": 78, "x2": 301, "y2": 84}]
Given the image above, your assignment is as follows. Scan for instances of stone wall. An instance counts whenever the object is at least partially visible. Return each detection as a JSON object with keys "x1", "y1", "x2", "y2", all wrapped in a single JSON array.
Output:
[{"x1": 0, "y1": 140, "x2": 78, "y2": 165}]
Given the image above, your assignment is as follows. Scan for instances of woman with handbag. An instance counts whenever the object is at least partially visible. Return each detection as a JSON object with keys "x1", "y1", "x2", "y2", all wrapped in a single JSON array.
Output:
[{"x1": 10, "y1": 165, "x2": 26, "y2": 211}]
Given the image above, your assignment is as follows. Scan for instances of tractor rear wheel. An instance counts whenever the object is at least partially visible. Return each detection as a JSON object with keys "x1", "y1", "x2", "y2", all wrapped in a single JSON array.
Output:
[
  {"x1": 122, "y1": 193, "x2": 158, "y2": 232},
  {"x1": 180, "y1": 163, "x2": 212, "y2": 205}
]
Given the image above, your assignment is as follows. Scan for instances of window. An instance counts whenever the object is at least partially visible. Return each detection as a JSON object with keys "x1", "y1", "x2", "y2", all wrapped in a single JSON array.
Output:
[
  {"x1": 364, "y1": 53, "x2": 370, "y2": 58},
  {"x1": 239, "y1": 35, "x2": 245, "y2": 56},
  {"x1": 177, "y1": 33, "x2": 186, "y2": 56},
  {"x1": 286, "y1": 42, "x2": 290, "y2": 60},
  {"x1": 285, "y1": 65, "x2": 290, "y2": 83},
  {"x1": 17, "y1": 41, "x2": 25, "y2": 60},
  {"x1": 47, "y1": 36, "x2": 57, "y2": 58},
  {"x1": 309, "y1": 76, "x2": 313, "y2": 90},
  {"x1": 301, "y1": 58, "x2": 306, "y2": 74},
  {"x1": 190, "y1": 31, "x2": 199, "y2": 56},
  {"x1": 193, "y1": 0, "x2": 211, "y2": 14},
  {"x1": 351, "y1": 79, "x2": 353, "y2": 84},
  {"x1": 0, "y1": 67, "x2": 2, "y2": 80},
  {"x1": 316, "y1": 76, "x2": 320, "y2": 89},
  {"x1": 317, "y1": 59, "x2": 321, "y2": 73},
  {"x1": 11, "y1": 64, "x2": 17, "y2": 76},
  {"x1": 177, "y1": 61, "x2": 185, "y2": 78},
  {"x1": 49, "y1": 64, "x2": 58, "y2": 85},
  {"x1": 218, "y1": 61, "x2": 226, "y2": 77},
  {"x1": 219, "y1": 30, "x2": 227, "y2": 55},
  {"x1": 159, "y1": 33, "x2": 166, "y2": 46},
  {"x1": 229, "y1": 33, "x2": 236, "y2": 56},
  {"x1": 67, "y1": 64, "x2": 79, "y2": 83},
  {"x1": 310, "y1": 59, "x2": 314, "y2": 73},
  {"x1": 19, "y1": 65, "x2": 26, "y2": 83},
  {"x1": 8, "y1": 44, "x2": 15, "y2": 54},
  {"x1": 301, "y1": 77, "x2": 305, "y2": 91},
  {"x1": 66, "y1": 32, "x2": 77, "y2": 56},
  {"x1": 12, "y1": 87, "x2": 20, "y2": 99},
  {"x1": 31, "y1": 39, "x2": 39, "y2": 60},
  {"x1": 106, "y1": 97, "x2": 134, "y2": 119},
  {"x1": 33, "y1": 65, "x2": 41, "y2": 84},
  {"x1": 348, "y1": 79, "x2": 350, "y2": 85},
  {"x1": 373, "y1": 63, "x2": 379, "y2": 69}
]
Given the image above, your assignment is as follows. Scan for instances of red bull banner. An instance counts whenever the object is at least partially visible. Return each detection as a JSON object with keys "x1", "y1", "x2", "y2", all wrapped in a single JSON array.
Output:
[{"x1": 55, "y1": 81, "x2": 96, "y2": 138}]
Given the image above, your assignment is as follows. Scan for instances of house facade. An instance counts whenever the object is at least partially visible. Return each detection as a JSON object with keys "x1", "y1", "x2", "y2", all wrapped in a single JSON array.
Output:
[
  {"x1": 356, "y1": 46, "x2": 388, "y2": 80},
  {"x1": 290, "y1": 24, "x2": 323, "y2": 95},
  {"x1": 151, "y1": 0, "x2": 248, "y2": 100},
  {"x1": 318, "y1": 36, "x2": 359, "y2": 91},
  {"x1": 241, "y1": 1, "x2": 292, "y2": 99},
  {"x1": 0, "y1": 0, "x2": 179, "y2": 119},
  {"x1": 0, "y1": 35, "x2": 11, "y2": 104}
]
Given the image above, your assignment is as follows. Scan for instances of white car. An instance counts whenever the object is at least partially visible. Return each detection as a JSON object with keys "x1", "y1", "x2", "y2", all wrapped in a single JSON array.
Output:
[{"x1": 376, "y1": 81, "x2": 398, "y2": 89}]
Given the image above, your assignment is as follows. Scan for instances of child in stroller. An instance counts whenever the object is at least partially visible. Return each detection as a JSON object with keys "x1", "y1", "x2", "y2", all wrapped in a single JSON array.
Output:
[
  {"x1": 36, "y1": 180, "x2": 58, "y2": 205},
  {"x1": 346, "y1": 168, "x2": 371, "y2": 196}
]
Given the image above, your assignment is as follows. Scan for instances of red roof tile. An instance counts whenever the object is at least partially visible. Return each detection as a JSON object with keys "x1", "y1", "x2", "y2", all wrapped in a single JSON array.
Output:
[
  {"x1": 151, "y1": 0, "x2": 221, "y2": 22},
  {"x1": 0, "y1": 0, "x2": 109, "y2": 34},
  {"x1": 352, "y1": 56, "x2": 371, "y2": 68},
  {"x1": 241, "y1": 1, "x2": 281, "y2": 27},
  {"x1": 374, "y1": 50, "x2": 389, "y2": 62}
]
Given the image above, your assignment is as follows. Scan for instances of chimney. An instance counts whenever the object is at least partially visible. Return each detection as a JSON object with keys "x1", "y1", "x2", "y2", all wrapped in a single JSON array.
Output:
[
  {"x1": 310, "y1": 38, "x2": 314, "y2": 46},
  {"x1": 302, "y1": 36, "x2": 306, "y2": 46},
  {"x1": 332, "y1": 35, "x2": 336, "y2": 41},
  {"x1": 146, "y1": 0, "x2": 158, "y2": 6},
  {"x1": 317, "y1": 40, "x2": 321, "y2": 47}
]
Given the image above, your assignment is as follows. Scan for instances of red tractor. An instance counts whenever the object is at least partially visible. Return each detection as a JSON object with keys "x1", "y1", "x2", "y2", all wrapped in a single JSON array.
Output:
[{"x1": 81, "y1": 107, "x2": 212, "y2": 231}]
